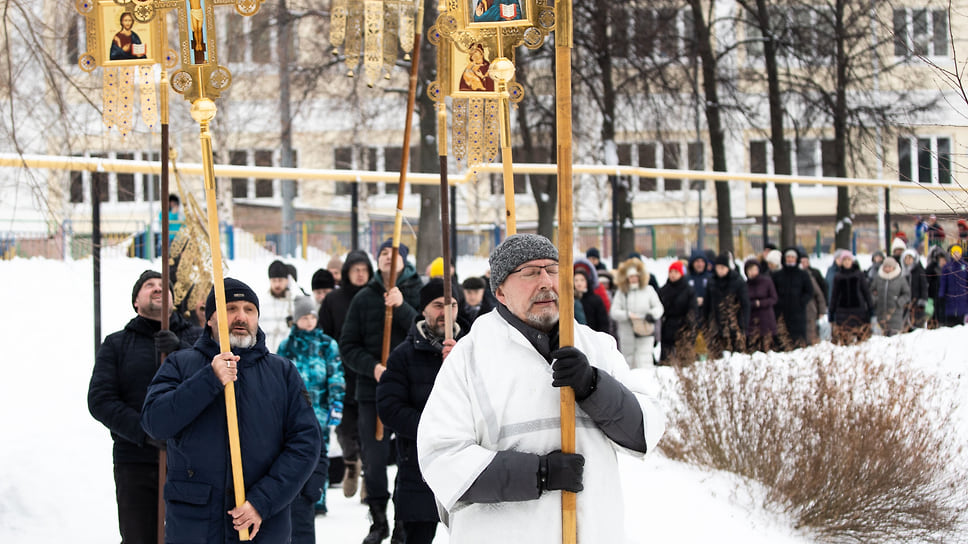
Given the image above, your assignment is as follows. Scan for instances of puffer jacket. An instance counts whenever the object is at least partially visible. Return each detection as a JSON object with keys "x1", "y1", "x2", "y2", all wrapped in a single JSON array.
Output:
[
  {"x1": 278, "y1": 327, "x2": 345, "y2": 430},
  {"x1": 829, "y1": 264, "x2": 874, "y2": 326},
  {"x1": 870, "y1": 264, "x2": 911, "y2": 334},
  {"x1": 340, "y1": 263, "x2": 422, "y2": 402}
]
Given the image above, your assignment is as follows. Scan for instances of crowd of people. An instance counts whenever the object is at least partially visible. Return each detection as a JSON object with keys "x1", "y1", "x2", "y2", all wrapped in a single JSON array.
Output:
[{"x1": 88, "y1": 225, "x2": 967, "y2": 543}]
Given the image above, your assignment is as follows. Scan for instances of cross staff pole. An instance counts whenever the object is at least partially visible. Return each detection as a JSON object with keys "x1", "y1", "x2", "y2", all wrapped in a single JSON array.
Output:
[
  {"x1": 193, "y1": 95, "x2": 250, "y2": 541},
  {"x1": 438, "y1": 102, "x2": 454, "y2": 340},
  {"x1": 156, "y1": 64, "x2": 171, "y2": 544},
  {"x1": 378, "y1": 0, "x2": 425, "y2": 440},
  {"x1": 555, "y1": 0, "x2": 577, "y2": 541}
]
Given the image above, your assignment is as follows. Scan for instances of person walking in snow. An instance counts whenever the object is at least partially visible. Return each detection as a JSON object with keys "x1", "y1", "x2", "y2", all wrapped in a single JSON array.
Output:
[
  {"x1": 870, "y1": 257, "x2": 911, "y2": 336},
  {"x1": 703, "y1": 254, "x2": 750, "y2": 358},
  {"x1": 142, "y1": 278, "x2": 321, "y2": 544},
  {"x1": 744, "y1": 258, "x2": 778, "y2": 353},
  {"x1": 340, "y1": 239, "x2": 422, "y2": 544},
  {"x1": 925, "y1": 246, "x2": 947, "y2": 327},
  {"x1": 88, "y1": 270, "x2": 201, "y2": 544},
  {"x1": 938, "y1": 244, "x2": 968, "y2": 327},
  {"x1": 610, "y1": 257, "x2": 664, "y2": 368},
  {"x1": 771, "y1": 248, "x2": 814, "y2": 349},
  {"x1": 278, "y1": 296, "x2": 345, "y2": 528},
  {"x1": 318, "y1": 250, "x2": 373, "y2": 499},
  {"x1": 264, "y1": 259, "x2": 297, "y2": 352},
  {"x1": 376, "y1": 279, "x2": 468, "y2": 544},
  {"x1": 416, "y1": 234, "x2": 665, "y2": 544},
  {"x1": 828, "y1": 253, "x2": 875, "y2": 344},
  {"x1": 901, "y1": 248, "x2": 928, "y2": 330},
  {"x1": 658, "y1": 260, "x2": 698, "y2": 364},
  {"x1": 574, "y1": 266, "x2": 610, "y2": 334},
  {"x1": 686, "y1": 252, "x2": 711, "y2": 320}
]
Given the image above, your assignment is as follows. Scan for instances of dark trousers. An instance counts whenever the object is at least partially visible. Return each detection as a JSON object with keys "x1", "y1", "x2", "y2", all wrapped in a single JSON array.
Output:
[
  {"x1": 336, "y1": 397, "x2": 361, "y2": 462},
  {"x1": 402, "y1": 521, "x2": 437, "y2": 544},
  {"x1": 114, "y1": 462, "x2": 159, "y2": 544},
  {"x1": 358, "y1": 401, "x2": 391, "y2": 503},
  {"x1": 290, "y1": 494, "x2": 316, "y2": 544}
]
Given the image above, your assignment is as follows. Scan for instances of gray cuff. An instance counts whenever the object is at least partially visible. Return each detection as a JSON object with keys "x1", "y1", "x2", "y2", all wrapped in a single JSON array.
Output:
[
  {"x1": 459, "y1": 450, "x2": 541, "y2": 504},
  {"x1": 578, "y1": 371, "x2": 648, "y2": 453}
]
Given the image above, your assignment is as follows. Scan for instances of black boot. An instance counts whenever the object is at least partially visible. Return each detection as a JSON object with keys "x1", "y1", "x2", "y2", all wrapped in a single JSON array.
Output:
[
  {"x1": 362, "y1": 502, "x2": 389, "y2": 544},
  {"x1": 389, "y1": 521, "x2": 406, "y2": 544}
]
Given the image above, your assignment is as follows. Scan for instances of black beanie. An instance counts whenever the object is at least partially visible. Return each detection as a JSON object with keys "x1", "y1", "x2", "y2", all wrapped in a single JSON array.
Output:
[
  {"x1": 268, "y1": 260, "x2": 289, "y2": 279},
  {"x1": 132, "y1": 270, "x2": 165, "y2": 310},
  {"x1": 312, "y1": 269, "x2": 336, "y2": 290},
  {"x1": 713, "y1": 254, "x2": 731, "y2": 268},
  {"x1": 205, "y1": 278, "x2": 260, "y2": 323},
  {"x1": 419, "y1": 278, "x2": 458, "y2": 312}
]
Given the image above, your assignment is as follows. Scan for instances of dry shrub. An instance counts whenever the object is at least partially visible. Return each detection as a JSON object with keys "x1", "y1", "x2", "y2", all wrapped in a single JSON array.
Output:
[{"x1": 658, "y1": 348, "x2": 967, "y2": 543}]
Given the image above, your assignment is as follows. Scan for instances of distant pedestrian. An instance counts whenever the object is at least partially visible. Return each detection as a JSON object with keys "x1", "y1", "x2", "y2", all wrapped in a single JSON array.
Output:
[
  {"x1": 744, "y1": 258, "x2": 777, "y2": 353},
  {"x1": 771, "y1": 248, "x2": 814, "y2": 348},
  {"x1": 938, "y1": 245, "x2": 968, "y2": 326},
  {"x1": 703, "y1": 254, "x2": 749, "y2": 358},
  {"x1": 264, "y1": 259, "x2": 296, "y2": 352},
  {"x1": 870, "y1": 257, "x2": 911, "y2": 336},
  {"x1": 657, "y1": 260, "x2": 697, "y2": 364},
  {"x1": 610, "y1": 258, "x2": 664, "y2": 368},
  {"x1": 828, "y1": 253, "x2": 874, "y2": 344},
  {"x1": 901, "y1": 249, "x2": 928, "y2": 329},
  {"x1": 925, "y1": 246, "x2": 947, "y2": 326},
  {"x1": 928, "y1": 214, "x2": 945, "y2": 247}
]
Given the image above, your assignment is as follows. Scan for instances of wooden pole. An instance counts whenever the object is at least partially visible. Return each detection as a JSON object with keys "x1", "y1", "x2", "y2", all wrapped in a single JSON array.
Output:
[
  {"x1": 378, "y1": 11, "x2": 424, "y2": 440},
  {"x1": 156, "y1": 65, "x2": 170, "y2": 544},
  {"x1": 193, "y1": 96, "x2": 250, "y2": 541},
  {"x1": 439, "y1": 102, "x2": 454, "y2": 340},
  {"x1": 555, "y1": 0, "x2": 577, "y2": 541}
]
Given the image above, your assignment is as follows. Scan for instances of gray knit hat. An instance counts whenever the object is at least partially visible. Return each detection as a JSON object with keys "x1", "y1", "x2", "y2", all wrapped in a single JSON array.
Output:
[
  {"x1": 488, "y1": 234, "x2": 559, "y2": 292},
  {"x1": 293, "y1": 295, "x2": 318, "y2": 321}
]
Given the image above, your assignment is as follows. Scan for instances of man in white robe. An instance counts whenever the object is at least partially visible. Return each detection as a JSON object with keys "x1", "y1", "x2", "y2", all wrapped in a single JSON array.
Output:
[{"x1": 417, "y1": 234, "x2": 665, "y2": 543}]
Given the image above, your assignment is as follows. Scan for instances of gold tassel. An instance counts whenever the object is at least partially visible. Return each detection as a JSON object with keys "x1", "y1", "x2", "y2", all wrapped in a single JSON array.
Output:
[
  {"x1": 117, "y1": 66, "x2": 135, "y2": 136},
  {"x1": 103, "y1": 67, "x2": 118, "y2": 130},
  {"x1": 329, "y1": 0, "x2": 347, "y2": 53},
  {"x1": 467, "y1": 97, "x2": 484, "y2": 165},
  {"x1": 364, "y1": 0, "x2": 384, "y2": 86},
  {"x1": 140, "y1": 65, "x2": 158, "y2": 132},
  {"x1": 453, "y1": 97, "x2": 467, "y2": 163}
]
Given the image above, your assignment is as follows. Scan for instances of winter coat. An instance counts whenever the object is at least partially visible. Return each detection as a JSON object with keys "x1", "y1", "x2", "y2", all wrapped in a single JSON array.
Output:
[
  {"x1": 939, "y1": 258, "x2": 968, "y2": 317},
  {"x1": 704, "y1": 269, "x2": 750, "y2": 352},
  {"x1": 574, "y1": 258, "x2": 611, "y2": 312},
  {"x1": 317, "y1": 250, "x2": 373, "y2": 341},
  {"x1": 746, "y1": 274, "x2": 778, "y2": 338},
  {"x1": 866, "y1": 251, "x2": 885, "y2": 286},
  {"x1": 376, "y1": 317, "x2": 468, "y2": 522},
  {"x1": 610, "y1": 283, "x2": 664, "y2": 369},
  {"x1": 870, "y1": 265, "x2": 911, "y2": 334},
  {"x1": 805, "y1": 266, "x2": 829, "y2": 305},
  {"x1": 771, "y1": 262, "x2": 814, "y2": 344},
  {"x1": 828, "y1": 264, "x2": 874, "y2": 326},
  {"x1": 902, "y1": 254, "x2": 929, "y2": 302},
  {"x1": 657, "y1": 277, "x2": 698, "y2": 358},
  {"x1": 340, "y1": 263, "x2": 422, "y2": 402},
  {"x1": 578, "y1": 289, "x2": 610, "y2": 333},
  {"x1": 687, "y1": 253, "x2": 711, "y2": 305},
  {"x1": 263, "y1": 287, "x2": 296, "y2": 352},
  {"x1": 142, "y1": 330, "x2": 321, "y2": 544},
  {"x1": 277, "y1": 327, "x2": 345, "y2": 434},
  {"x1": 416, "y1": 310, "x2": 665, "y2": 544},
  {"x1": 88, "y1": 312, "x2": 201, "y2": 465},
  {"x1": 804, "y1": 272, "x2": 827, "y2": 345}
]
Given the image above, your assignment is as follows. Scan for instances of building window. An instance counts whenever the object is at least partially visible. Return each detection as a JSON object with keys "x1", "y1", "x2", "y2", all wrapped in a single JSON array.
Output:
[
  {"x1": 66, "y1": 15, "x2": 83, "y2": 66},
  {"x1": 143, "y1": 151, "x2": 160, "y2": 202},
  {"x1": 230, "y1": 151, "x2": 249, "y2": 198},
  {"x1": 625, "y1": 7, "x2": 693, "y2": 60},
  {"x1": 254, "y1": 149, "x2": 274, "y2": 198},
  {"x1": 898, "y1": 136, "x2": 951, "y2": 185},
  {"x1": 750, "y1": 138, "x2": 833, "y2": 187},
  {"x1": 69, "y1": 156, "x2": 84, "y2": 204},
  {"x1": 894, "y1": 8, "x2": 948, "y2": 58},
  {"x1": 333, "y1": 147, "x2": 354, "y2": 196},
  {"x1": 637, "y1": 143, "x2": 657, "y2": 192},
  {"x1": 688, "y1": 141, "x2": 705, "y2": 190}
]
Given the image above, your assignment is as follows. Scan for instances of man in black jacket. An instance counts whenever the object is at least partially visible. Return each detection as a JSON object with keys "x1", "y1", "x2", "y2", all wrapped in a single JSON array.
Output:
[
  {"x1": 341, "y1": 240, "x2": 423, "y2": 544},
  {"x1": 318, "y1": 250, "x2": 374, "y2": 498},
  {"x1": 88, "y1": 270, "x2": 201, "y2": 544},
  {"x1": 376, "y1": 279, "x2": 467, "y2": 544},
  {"x1": 772, "y1": 248, "x2": 815, "y2": 349}
]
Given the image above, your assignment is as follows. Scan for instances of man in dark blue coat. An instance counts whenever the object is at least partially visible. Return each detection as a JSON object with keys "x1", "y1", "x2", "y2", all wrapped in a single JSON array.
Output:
[
  {"x1": 142, "y1": 278, "x2": 321, "y2": 544},
  {"x1": 88, "y1": 270, "x2": 201, "y2": 544},
  {"x1": 376, "y1": 278, "x2": 468, "y2": 544}
]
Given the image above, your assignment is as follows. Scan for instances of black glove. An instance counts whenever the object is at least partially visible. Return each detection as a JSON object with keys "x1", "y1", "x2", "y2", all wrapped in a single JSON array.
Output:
[
  {"x1": 146, "y1": 437, "x2": 167, "y2": 451},
  {"x1": 154, "y1": 330, "x2": 181, "y2": 354},
  {"x1": 644, "y1": 314, "x2": 655, "y2": 323},
  {"x1": 538, "y1": 450, "x2": 585, "y2": 493},
  {"x1": 550, "y1": 346, "x2": 597, "y2": 401}
]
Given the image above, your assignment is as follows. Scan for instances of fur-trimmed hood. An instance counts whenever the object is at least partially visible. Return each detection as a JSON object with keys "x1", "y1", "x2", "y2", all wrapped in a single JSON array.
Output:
[
  {"x1": 878, "y1": 257, "x2": 902, "y2": 280},
  {"x1": 615, "y1": 258, "x2": 649, "y2": 294}
]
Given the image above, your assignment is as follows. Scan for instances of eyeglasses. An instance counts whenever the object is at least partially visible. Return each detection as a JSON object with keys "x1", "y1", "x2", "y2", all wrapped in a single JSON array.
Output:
[
  {"x1": 510, "y1": 264, "x2": 560, "y2": 279},
  {"x1": 428, "y1": 301, "x2": 459, "y2": 311}
]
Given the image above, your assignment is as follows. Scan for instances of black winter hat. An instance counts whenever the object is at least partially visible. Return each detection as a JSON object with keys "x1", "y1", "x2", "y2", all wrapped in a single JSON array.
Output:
[
  {"x1": 311, "y1": 269, "x2": 336, "y2": 290},
  {"x1": 419, "y1": 278, "x2": 459, "y2": 312},
  {"x1": 585, "y1": 247, "x2": 601, "y2": 259},
  {"x1": 713, "y1": 254, "x2": 731, "y2": 268},
  {"x1": 462, "y1": 276, "x2": 487, "y2": 291},
  {"x1": 132, "y1": 270, "x2": 166, "y2": 310},
  {"x1": 205, "y1": 278, "x2": 260, "y2": 323},
  {"x1": 268, "y1": 260, "x2": 289, "y2": 279}
]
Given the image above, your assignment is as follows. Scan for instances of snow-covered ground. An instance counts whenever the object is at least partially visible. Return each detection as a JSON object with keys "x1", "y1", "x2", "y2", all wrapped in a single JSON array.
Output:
[{"x1": 0, "y1": 255, "x2": 963, "y2": 543}]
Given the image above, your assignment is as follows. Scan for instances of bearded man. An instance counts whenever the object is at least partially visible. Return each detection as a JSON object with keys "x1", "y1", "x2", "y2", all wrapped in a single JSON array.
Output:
[
  {"x1": 416, "y1": 234, "x2": 665, "y2": 543},
  {"x1": 142, "y1": 278, "x2": 321, "y2": 544}
]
